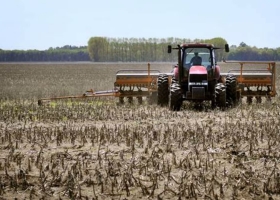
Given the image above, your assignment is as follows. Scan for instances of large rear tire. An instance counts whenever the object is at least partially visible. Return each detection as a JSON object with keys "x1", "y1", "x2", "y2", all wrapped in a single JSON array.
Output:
[
  {"x1": 226, "y1": 74, "x2": 238, "y2": 106},
  {"x1": 169, "y1": 79, "x2": 182, "y2": 111},
  {"x1": 157, "y1": 74, "x2": 169, "y2": 106},
  {"x1": 215, "y1": 83, "x2": 226, "y2": 108}
]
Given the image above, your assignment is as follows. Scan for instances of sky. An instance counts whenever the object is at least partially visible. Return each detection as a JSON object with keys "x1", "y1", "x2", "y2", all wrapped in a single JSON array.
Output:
[{"x1": 1, "y1": 0, "x2": 280, "y2": 50}]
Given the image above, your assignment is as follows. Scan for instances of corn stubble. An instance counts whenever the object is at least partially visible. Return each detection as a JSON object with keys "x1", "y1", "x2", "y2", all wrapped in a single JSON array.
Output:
[{"x1": 0, "y1": 63, "x2": 280, "y2": 199}]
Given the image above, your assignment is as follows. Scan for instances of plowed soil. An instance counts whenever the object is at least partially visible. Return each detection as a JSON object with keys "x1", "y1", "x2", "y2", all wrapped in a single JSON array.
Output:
[{"x1": 0, "y1": 62, "x2": 280, "y2": 200}]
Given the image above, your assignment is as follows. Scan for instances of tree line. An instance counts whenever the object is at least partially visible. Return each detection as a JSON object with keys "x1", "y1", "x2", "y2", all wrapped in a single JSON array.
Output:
[
  {"x1": 87, "y1": 37, "x2": 228, "y2": 62},
  {"x1": 0, "y1": 45, "x2": 90, "y2": 62},
  {"x1": 0, "y1": 38, "x2": 279, "y2": 62},
  {"x1": 227, "y1": 42, "x2": 280, "y2": 61}
]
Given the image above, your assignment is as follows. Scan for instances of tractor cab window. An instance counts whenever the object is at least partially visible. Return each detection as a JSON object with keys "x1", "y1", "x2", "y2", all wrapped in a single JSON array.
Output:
[{"x1": 183, "y1": 48, "x2": 211, "y2": 69}]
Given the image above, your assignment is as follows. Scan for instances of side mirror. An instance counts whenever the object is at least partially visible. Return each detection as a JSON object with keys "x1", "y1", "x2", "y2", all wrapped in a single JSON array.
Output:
[
  {"x1": 225, "y1": 44, "x2": 229, "y2": 52},
  {"x1": 168, "y1": 45, "x2": 172, "y2": 53}
]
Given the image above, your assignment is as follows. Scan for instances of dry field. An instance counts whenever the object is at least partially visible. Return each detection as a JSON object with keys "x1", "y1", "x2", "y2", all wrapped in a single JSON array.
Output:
[{"x1": 0, "y1": 62, "x2": 280, "y2": 200}]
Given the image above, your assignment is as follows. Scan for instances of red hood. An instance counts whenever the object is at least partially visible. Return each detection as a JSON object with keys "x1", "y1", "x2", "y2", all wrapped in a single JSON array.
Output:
[{"x1": 189, "y1": 66, "x2": 207, "y2": 75}]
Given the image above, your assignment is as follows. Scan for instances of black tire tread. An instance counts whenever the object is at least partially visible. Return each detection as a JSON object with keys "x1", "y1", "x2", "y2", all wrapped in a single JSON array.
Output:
[
  {"x1": 226, "y1": 74, "x2": 238, "y2": 106},
  {"x1": 169, "y1": 79, "x2": 182, "y2": 111},
  {"x1": 157, "y1": 74, "x2": 169, "y2": 106},
  {"x1": 215, "y1": 83, "x2": 226, "y2": 108}
]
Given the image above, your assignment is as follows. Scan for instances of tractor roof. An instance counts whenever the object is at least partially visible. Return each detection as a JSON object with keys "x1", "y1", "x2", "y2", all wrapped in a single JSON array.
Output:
[{"x1": 181, "y1": 43, "x2": 214, "y2": 48}]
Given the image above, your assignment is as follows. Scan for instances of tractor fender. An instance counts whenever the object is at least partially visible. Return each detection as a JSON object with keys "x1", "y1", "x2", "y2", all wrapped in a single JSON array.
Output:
[
  {"x1": 215, "y1": 65, "x2": 221, "y2": 80},
  {"x1": 173, "y1": 65, "x2": 179, "y2": 80}
]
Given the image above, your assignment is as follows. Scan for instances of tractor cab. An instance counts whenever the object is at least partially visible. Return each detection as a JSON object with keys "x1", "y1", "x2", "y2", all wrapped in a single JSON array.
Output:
[
  {"x1": 184, "y1": 48, "x2": 212, "y2": 69},
  {"x1": 180, "y1": 44, "x2": 220, "y2": 83}
]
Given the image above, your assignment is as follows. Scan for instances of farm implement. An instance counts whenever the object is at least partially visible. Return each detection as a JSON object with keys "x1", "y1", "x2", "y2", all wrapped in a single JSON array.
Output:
[
  {"x1": 38, "y1": 43, "x2": 277, "y2": 110},
  {"x1": 113, "y1": 65, "x2": 173, "y2": 104},
  {"x1": 220, "y1": 61, "x2": 277, "y2": 104},
  {"x1": 38, "y1": 89, "x2": 120, "y2": 106},
  {"x1": 37, "y1": 63, "x2": 173, "y2": 106}
]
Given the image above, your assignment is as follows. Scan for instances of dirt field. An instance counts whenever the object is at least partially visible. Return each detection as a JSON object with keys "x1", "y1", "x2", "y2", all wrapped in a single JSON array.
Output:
[{"x1": 0, "y1": 62, "x2": 280, "y2": 199}]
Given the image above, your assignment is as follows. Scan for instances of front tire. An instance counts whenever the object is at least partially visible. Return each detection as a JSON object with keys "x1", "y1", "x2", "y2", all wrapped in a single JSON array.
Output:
[
  {"x1": 169, "y1": 79, "x2": 182, "y2": 111},
  {"x1": 215, "y1": 83, "x2": 226, "y2": 108},
  {"x1": 157, "y1": 74, "x2": 169, "y2": 106},
  {"x1": 226, "y1": 74, "x2": 238, "y2": 106}
]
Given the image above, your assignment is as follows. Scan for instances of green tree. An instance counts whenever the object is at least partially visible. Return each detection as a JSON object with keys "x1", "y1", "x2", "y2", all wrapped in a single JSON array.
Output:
[
  {"x1": 205, "y1": 37, "x2": 228, "y2": 61},
  {"x1": 239, "y1": 42, "x2": 247, "y2": 47},
  {"x1": 88, "y1": 37, "x2": 109, "y2": 62}
]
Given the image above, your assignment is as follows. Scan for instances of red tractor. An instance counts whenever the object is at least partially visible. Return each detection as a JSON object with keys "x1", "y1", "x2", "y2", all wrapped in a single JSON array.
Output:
[{"x1": 157, "y1": 43, "x2": 233, "y2": 110}]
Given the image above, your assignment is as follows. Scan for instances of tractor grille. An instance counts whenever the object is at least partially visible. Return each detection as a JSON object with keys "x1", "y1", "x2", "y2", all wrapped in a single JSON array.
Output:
[
  {"x1": 192, "y1": 87, "x2": 205, "y2": 99},
  {"x1": 189, "y1": 74, "x2": 207, "y2": 82},
  {"x1": 189, "y1": 74, "x2": 208, "y2": 94}
]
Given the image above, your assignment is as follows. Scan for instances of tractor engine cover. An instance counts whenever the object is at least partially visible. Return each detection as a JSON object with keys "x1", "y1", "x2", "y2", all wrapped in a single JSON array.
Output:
[
  {"x1": 189, "y1": 65, "x2": 207, "y2": 75},
  {"x1": 188, "y1": 66, "x2": 208, "y2": 99}
]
